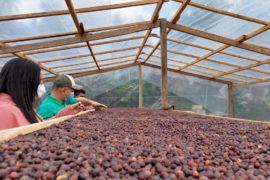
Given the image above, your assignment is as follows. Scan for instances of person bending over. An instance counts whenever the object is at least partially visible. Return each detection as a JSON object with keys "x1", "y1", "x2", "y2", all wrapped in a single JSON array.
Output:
[{"x1": 37, "y1": 74, "x2": 106, "y2": 120}]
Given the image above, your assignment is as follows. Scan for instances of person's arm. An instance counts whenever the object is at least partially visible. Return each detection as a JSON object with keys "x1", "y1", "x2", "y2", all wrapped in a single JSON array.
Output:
[{"x1": 76, "y1": 97, "x2": 107, "y2": 109}]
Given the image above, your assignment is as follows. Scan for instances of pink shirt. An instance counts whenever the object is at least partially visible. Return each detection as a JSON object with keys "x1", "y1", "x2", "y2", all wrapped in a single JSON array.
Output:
[{"x1": 0, "y1": 93, "x2": 34, "y2": 130}]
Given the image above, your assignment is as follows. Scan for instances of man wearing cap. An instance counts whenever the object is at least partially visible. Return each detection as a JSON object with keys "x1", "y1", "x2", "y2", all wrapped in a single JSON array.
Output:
[{"x1": 37, "y1": 74, "x2": 106, "y2": 120}]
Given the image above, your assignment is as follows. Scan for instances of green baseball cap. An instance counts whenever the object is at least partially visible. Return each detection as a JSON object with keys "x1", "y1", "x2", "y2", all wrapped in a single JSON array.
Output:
[{"x1": 53, "y1": 74, "x2": 82, "y2": 90}]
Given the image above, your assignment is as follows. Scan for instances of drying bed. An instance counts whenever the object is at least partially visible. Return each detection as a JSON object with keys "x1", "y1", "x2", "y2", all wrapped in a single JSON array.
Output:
[{"x1": 0, "y1": 109, "x2": 270, "y2": 179}]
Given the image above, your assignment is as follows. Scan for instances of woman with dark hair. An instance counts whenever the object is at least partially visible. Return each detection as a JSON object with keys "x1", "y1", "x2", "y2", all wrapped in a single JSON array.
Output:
[{"x1": 0, "y1": 58, "x2": 42, "y2": 130}]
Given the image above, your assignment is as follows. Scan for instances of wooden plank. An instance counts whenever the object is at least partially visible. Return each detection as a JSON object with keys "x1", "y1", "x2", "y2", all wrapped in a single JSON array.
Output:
[
  {"x1": 160, "y1": 19, "x2": 169, "y2": 107},
  {"x1": 24, "y1": 36, "x2": 144, "y2": 55},
  {"x1": 0, "y1": 42, "x2": 58, "y2": 75},
  {"x1": 65, "y1": 0, "x2": 83, "y2": 34},
  {"x1": 0, "y1": 110, "x2": 91, "y2": 142},
  {"x1": 86, "y1": 41, "x2": 100, "y2": 70},
  {"x1": 0, "y1": 0, "x2": 161, "y2": 21},
  {"x1": 53, "y1": 61, "x2": 91, "y2": 69},
  {"x1": 143, "y1": 63, "x2": 231, "y2": 84},
  {"x1": 159, "y1": 55, "x2": 261, "y2": 80},
  {"x1": 149, "y1": 50, "x2": 269, "y2": 78},
  {"x1": 57, "y1": 66, "x2": 97, "y2": 73},
  {"x1": 65, "y1": 0, "x2": 101, "y2": 70},
  {"x1": 134, "y1": 0, "x2": 165, "y2": 63},
  {"x1": 176, "y1": 110, "x2": 270, "y2": 124},
  {"x1": 228, "y1": 83, "x2": 234, "y2": 117},
  {"x1": 167, "y1": 22, "x2": 270, "y2": 56},
  {"x1": 166, "y1": 37, "x2": 261, "y2": 63},
  {"x1": 0, "y1": 22, "x2": 159, "y2": 54},
  {"x1": 173, "y1": 0, "x2": 269, "y2": 25},
  {"x1": 211, "y1": 58, "x2": 270, "y2": 79},
  {"x1": 177, "y1": 24, "x2": 270, "y2": 70},
  {"x1": 144, "y1": 0, "x2": 191, "y2": 63},
  {"x1": 235, "y1": 78, "x2": 270, "y2": 87},
  {"x1": 138, "y1": 64, "x2": 143, "y2": 108},
  {"x1": 3, "y1": 21, "x2": 149, "y2": 44},
  {"x1": 44, "y1": 63, "x2": 137, "y2": 82},
  {"x1": 56, "y1": 59, "x2": 133, "y2": 73},
  {"x1": 39, "y1": 46, "x2": 140, "y2": 63}
]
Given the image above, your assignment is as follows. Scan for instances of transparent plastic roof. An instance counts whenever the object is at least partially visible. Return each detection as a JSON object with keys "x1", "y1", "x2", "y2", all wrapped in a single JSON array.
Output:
[
  {"x1": 192, "y1": 0, "x2": 270, "y2": 21},
  {"x1": 178, "y1": 5, "x2": 263, "y2": 39},
  {"x1": 0, "y1": 0, "x2": 269, "y2": 86}
]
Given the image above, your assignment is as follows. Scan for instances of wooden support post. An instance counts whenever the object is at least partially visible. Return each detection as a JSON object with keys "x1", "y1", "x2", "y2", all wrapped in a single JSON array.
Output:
[
  {"x1": 228, "y1": 83, "x2": 234, "y2": 117},
  {"x1": 138, "y1": 64, "x2": 143, "y2": 108},
  {"x1": 160, "y1": 19, "x2": 168, "y2": 108}
]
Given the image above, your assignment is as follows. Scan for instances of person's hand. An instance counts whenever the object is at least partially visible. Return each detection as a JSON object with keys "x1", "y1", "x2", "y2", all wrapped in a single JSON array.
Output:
[
  {"x1": 91, "y1": 102, "x2": 107, "y2": 110},
  {"x1": 55, "y1": 103, "x2": 85, "y2": 118}
]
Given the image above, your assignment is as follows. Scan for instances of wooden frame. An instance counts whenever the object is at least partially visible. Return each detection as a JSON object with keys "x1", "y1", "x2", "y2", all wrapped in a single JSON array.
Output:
[
  {"x1": 0, "y1": 0, "x2": 269, "y2": 87},
  {"x1": 0, "y1": 0, "x2": 162, "y2": 21},
  {"x1": 0, "y1": 22, "x2": 160, "y2": 54},
  {"x1": 0, "y1": 110, "x2": 91, "y2": 142},
  {"x1": 1, "y1": 109, "x2": 268, "y2": 142}
]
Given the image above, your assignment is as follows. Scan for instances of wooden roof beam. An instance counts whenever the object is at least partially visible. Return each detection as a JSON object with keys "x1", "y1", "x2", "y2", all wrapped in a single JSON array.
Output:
[
  {"x1": 3, "y1": 21, "x2": 150, "y2": 44},
  {"x1": 0, "y1": 42, "x2": 58, "y2": 76},
  {"x1": 174, "y1": 23, "x2": 270, "y2": 71},
  {"x1": 211, "y1": 58, "x2": 270, "y2": 79},
  {"x1": 23, "y1": 35, "x2": 145, "y2": 55},
  {"x1": 43, "y1": 63, "x2": 137, "y2": 82},
  {"x1": 57, "y1": 59, "x2": 133, "y2": 73},
  {"x1": 0, "y1": 22, "x2": 159, "y2": 54},
  {"x1": 143, "y1": 62, "x2": 231, "y2": 84},
  {"x1": 39, "y1": 46, "x2": 140, "y2": 63},
  {"x1": 235, "y1": 78, "x2": 270, "y2": 87},
  {"x1": 0, "y1": 0, "x2": 163, "y2": 21},
  {"x1": 150, "y1": 54, "x2": 263, "y2": 81},
  {"x1": 144, "y1": 0, "x2": 191, "y2": 63},
  {"x1": 51, "y1": 54, "x2": 136, "y2": 69},
  {"x1": 65, "y1": 0, "x2": 100, "y2": 69},
  {"x1": 167, "y1": 22, "x2": 270, "y2": 56},
  {"x1": 173, "y1": 0, "x2": 269, "y2": 25},
  {"x1": 134, "y1": 0, "x2": 165, "y2": 63}
]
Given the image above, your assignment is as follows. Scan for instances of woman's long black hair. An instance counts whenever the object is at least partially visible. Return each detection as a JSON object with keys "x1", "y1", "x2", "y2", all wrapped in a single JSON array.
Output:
[{"x1": 0, "y1": 58, "x2": 41, "y2": 123}]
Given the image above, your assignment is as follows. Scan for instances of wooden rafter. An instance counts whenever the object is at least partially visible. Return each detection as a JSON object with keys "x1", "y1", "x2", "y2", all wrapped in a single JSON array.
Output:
[
  {"x1": 145, "y1": 46, "x2": 270, "y2": 76},
  {"x1": 0, "y1": 22, "x2": 159, "y2": 54},
  {"x1": 43, "y1": 63, "x2": 137, "y2": 82},
  {"x1": 57, "y1": 59, "x2": 133, "y2": 73},
  {"x1": 235, "y1": 78, "x2": 270, "y2": 87},
  {"x1": 148, "y1": 59, "x2": 245, "y2": 83},
  {"x1": 161, "y1": 36, "x2": 263, "y2": 63},
  {"x1": 0, "y1": 42, "x2": 58, "y2": 75},
  {"x1": 49, "y1": 54, "x2": 136, "y2": 69},
  {"x1": 211, "y1": 58, "x2": 270, "y2": 79},
  {"x1": 39, "y1": 46, "x2": 140, "y2": 63},
  {"x1": 0, "y1": 0, "x2": 162, "y2": 21},
  {"x1": 143, "y1": 63, "x2": 231, "y2": 84},
  {"x1": 134, "y1": 0, "x2": 164, "y2": 63},
  {"x1": 65, "y1": 0, "x2": 100, "y2": 70},
  {"x1": 144, "y1": 0, "x2": 192, "y2": 63},
  {"x1": 3, "y1": 21, "x2": 150, "y2": 44},
  {"x1": 24, "y1": 36, "x2": 145, "y2": 55},
  {"x1": 167, "y1": 22, "x2": 270, "y2": 56},
  {"x1": 177, "y1": 23, "x2": 270, "y2": 71},
  {"x1": 149, "y1": 54, "x2": 263, "y2": 81},
  {"x1": 173, "y1": 0, "x2": 269, "y2": 25}
]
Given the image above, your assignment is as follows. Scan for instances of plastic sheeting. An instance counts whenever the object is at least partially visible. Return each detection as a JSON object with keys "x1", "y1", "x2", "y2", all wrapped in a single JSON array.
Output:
[
  {"x1": 234, "y1": 82, "x2": 270, "y2": 121},
  {"x1": 142, "y1": 66, "x2": 229, "y2": 115}
]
